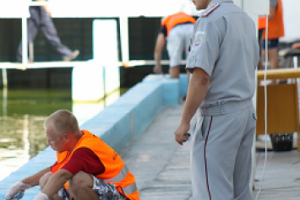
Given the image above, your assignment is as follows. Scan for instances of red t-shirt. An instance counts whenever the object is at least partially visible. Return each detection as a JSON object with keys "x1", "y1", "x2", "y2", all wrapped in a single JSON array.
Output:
[{"x1": 51, "y1": 148, "x2": 105, "y2": 175}]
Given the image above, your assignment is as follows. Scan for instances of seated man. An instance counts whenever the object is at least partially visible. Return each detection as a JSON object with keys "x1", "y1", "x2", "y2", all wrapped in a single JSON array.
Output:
[{"x1": 5, "y1": 110, "x2": 140, "y2": 200}]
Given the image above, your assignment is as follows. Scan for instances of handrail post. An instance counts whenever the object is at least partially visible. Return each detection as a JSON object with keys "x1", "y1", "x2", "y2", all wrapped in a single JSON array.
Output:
[
  {"x1": 29, "y1": 42, "x2": 34, "y2": 62},
  {"x1": 2, "y1": 68, "x2": 7, "y2": 88},
  {"x1": 120, "y1": 16, "x2": 129, "y2": 65},
  {"x1": 22, "y1": 14, "x2": 28, "y2": 66}
]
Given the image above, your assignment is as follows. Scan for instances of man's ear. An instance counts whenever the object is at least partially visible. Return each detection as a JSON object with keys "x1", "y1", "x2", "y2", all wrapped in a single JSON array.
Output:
[{"x1": 65, "y1": 134, "x2": 69, "y2": 142}]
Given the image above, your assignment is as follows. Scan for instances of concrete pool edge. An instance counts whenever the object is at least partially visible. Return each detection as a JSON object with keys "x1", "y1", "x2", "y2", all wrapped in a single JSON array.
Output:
[{"x1": 0, "y1": 73, "x2": 188, "y2": 199}]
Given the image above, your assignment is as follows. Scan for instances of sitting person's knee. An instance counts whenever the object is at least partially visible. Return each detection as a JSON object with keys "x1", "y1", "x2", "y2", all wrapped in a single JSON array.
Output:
[
  {"x1": 39, "y1": 172, "x2": 53, "y2": 189},
  {"x1": 68, "y1": 171, "x2": 91, "y2": 194}
]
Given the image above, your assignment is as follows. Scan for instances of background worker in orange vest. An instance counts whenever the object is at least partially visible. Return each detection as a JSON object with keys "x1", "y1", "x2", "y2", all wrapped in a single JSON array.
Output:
[
  {"x1": 258, "y1": 16, "x2": 267, "y2": 69},
  {"x1": 153, "y1": 12, "x2": 196, "y2": 79},
  {"x1": 258, "y1": 0, "x2": 284, "y2": 81},
  {"x1": 5, "y1": 110, "x2": 140, "y2": 200}
]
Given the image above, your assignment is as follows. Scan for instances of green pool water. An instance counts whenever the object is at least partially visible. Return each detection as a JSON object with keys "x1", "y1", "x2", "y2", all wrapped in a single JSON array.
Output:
[{"x1": 0, "y1": 88, "x2": 126, "y2": 181}]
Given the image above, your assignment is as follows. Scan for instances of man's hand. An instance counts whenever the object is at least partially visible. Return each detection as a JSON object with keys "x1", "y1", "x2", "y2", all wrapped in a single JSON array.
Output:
[
  {"x1": 153, "y1": 65, "x2": 162, "y2": 73},
  {"x1": 292, "y1": 43, "x2": 300, "y2": 50},
  {"x1": 33, "y1": 192, "x2": 49, "y2": 200},
  {"x1": 5, "y1": 182, "x2": 31, "y2": 200},
  {"x1": 174, "y1": 122, "x2": 190, "y2": 145}
]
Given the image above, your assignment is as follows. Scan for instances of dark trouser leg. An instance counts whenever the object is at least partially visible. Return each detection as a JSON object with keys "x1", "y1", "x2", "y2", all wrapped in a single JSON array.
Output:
[
  {"x1": 16, "y1": 7, "x2": 40, "y2": 62},
  {"x1": 40, "y1": 8, "x2": 72, "y2": 58}
]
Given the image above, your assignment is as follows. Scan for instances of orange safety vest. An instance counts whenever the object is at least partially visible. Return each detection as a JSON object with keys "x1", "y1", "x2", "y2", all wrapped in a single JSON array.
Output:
[
  {"x1": 258, "y1": 16, "x2": 267, "y2": 30},
  {"x1": 259, "y1": 0, "x2": 284, "y2": 40},
  {"x1": 51, "y1": 130, "x2": 140, "y2": 200},
  {"x1": 161, "y1": 12, "x2": 196, "y2": 36}
]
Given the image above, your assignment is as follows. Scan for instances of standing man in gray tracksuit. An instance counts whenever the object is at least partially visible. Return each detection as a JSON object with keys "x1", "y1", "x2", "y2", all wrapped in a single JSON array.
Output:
[
  {"x1": 17, "y1": 0, "x2": 79, "y2": 62},
  {"x1": 174, "y1": 0, "x2": 259, "y2": 200}
]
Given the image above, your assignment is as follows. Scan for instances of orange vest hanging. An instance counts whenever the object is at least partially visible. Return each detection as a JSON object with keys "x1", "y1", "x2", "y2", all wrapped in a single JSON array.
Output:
[
  {"x1": 260, "y1": 0, "x2": 284, "y2": 40},
  {"x1": 51, "y1": 130, "x2": 140, "y2": 200},
  {"x1": 161, "y1": 12, "x2": 196, "y2": 36}
]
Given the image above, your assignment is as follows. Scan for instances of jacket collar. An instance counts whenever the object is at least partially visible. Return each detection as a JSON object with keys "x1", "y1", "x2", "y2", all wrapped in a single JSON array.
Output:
[{"x1": 209, "y1": 0, "x2": 233, "y2": 6}]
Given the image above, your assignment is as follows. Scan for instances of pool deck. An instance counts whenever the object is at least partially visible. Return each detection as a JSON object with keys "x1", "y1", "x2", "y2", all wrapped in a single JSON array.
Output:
[
  {"x1": 1, "y1": 73, "x2": 300, "y2": 199},
  {"x1": 252, "y1": 150, "x2": 300, "y2": 200},
  {"x1": 1, "y1": 103, "x2": 300, "y2": 199},
  {"x1": 120, "y1": 104, "x2": 194, "y2": 200},
  {"x1": 121, "y1": 103, "x2": 300, "y2": 200}
]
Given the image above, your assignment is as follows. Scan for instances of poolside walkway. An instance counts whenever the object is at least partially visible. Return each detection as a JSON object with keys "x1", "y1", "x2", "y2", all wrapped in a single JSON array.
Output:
[
  {"x1": 120, "y1": 103, "x2": 300, "y2": 200},
  {"x1": 120, "y1": 104, "x2": 193, "y2": 200},
  {"x1": 253, "y1": 150, "x2": 300, "y2": 200},
  {"x1": 1, "y1": 102, "x2": 299, "y2": 199}
]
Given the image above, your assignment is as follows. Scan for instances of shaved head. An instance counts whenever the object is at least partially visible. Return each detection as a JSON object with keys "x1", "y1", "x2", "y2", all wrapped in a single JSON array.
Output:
[{"x1": 45, "y1": 109, "x2": 81, "y2": 137}]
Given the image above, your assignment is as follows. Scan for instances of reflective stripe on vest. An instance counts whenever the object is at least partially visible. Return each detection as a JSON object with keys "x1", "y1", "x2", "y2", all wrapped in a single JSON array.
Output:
[
  {"x1": 122, "y1": 182, "x2": 138, "y2": 195},
  {"x1": 105, "y1": 165, "x2": 138, "y2": 195},
  {"x1": 105, "y1": 165, "x2": 129, "y2": 182}
]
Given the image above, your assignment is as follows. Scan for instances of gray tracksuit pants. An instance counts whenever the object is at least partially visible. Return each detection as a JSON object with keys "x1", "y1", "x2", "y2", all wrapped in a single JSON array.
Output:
[
  {"x1": 190, "y1": 100, "x2": 256, "y2": 200},
  {"x1": 17, "y1": 6, "x2": 72, "y2": 62}
]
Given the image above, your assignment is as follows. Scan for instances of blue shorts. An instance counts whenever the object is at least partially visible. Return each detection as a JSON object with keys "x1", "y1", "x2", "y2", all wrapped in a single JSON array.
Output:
[{"x1": 260, "y1": 38, "x2": 279, "y2": 49}]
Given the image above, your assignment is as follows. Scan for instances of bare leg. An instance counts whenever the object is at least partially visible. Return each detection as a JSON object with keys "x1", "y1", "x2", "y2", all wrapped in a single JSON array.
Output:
[
  {"x1": 258, "y1": 57, "x2": 263, "y2": 70},
  {"x1": 169, "y1": 65, "x2": 180, "y2": 78},
  {"x1": 261, "y1": 49, "x2": 266, "y2": 70},
  {"x1": 69, "y1": 171, "x2": 99, "y2": 200},
  {"x1": 268, "y1": 47, "x2": 279, "y2": 70},
  {"x1": 186, "y1": 70, "x2": 191, "y2": 82},
  {"x1": 39, "y1": 172, "x2": 64, "y2": 200},
  {"x1": 261, "y1": 48, "x2": 279, "y2": 84},
  {"x1": 269, "y1": 47, "x2": 282, "y2": 84}
]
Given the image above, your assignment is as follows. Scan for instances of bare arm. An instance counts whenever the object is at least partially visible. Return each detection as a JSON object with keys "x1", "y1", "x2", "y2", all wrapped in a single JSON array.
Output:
[
  {"x1": 42, "y1": 169, "x2": 73, "y2": 198},
  {"x1": 21, "y1": 167, "x2": 52, "y2": 186},
  {"x1": 154, "y1": 33, "x2": 165, "y2": 66},
  {"x1": 182, "y1": 67, "x2": 210, "y2": 123},
  {"x1": 268, "y1": 6, "x2": 276, "y2": 19},
  {"x1": 153, "y1": 33, "x2": 166, "y2": 73},
  {"x1": 174, "y1": 67, "x2": 210, "y2": 145}
]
